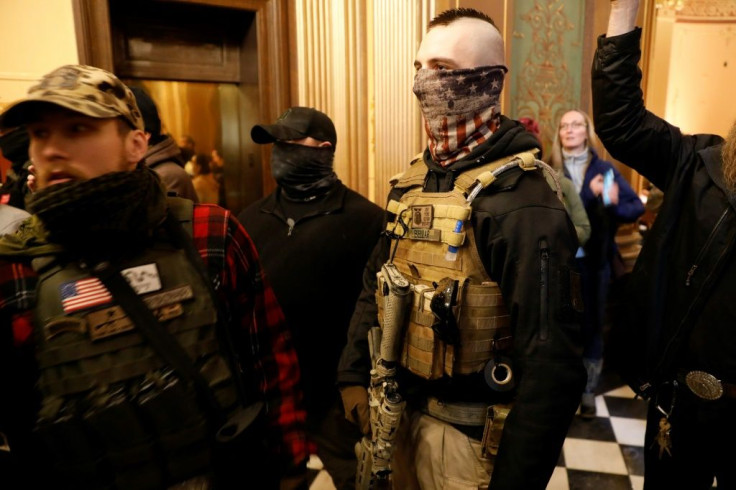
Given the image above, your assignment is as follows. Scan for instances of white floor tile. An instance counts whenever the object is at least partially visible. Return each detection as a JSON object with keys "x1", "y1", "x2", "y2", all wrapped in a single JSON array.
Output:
[
  {"x1": 545, "y1": 466, "x2": 569, "y2": 490},
  {"x1": 309, "y1": 470, "x2": 336, "y2": 490},
  {"x1": 630, "y1": 474, "x2": 644, "y2": 490},
  {"x1": 610, "y1": 416, "x2": 647, "y2": 447},
  {"x1": 563, "y1": 438, "x2": 628, "y2": 475},
  {"x1": 596, "y1": 394, "x2": 609, "y2": 418},
  {"x1": 604, "y1": 385, "x2": 639, "y2": 399},
  {"x1": 307, "y1": 454, "x2": 324, "y2": 471}
]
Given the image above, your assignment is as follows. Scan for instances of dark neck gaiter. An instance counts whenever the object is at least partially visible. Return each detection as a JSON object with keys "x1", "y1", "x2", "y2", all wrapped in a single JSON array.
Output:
[
  {"x1": 23, "y1": 167, "x2": 168, "y2": 262},
  {"x1": 271, "y1": 141, "x2": 337, "y2": 200}
]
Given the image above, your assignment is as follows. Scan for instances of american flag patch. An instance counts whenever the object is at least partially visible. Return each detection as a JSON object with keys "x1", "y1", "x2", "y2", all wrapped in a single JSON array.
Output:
[{"x1": 60, "y1": 277, "x2": 113, "y2": 314}]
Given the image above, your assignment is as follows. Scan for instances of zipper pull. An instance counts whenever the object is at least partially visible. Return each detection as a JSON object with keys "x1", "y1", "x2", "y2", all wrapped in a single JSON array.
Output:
[
  {"x1": 685, "y1": 264, "x2": 697, "y2": 286},
  {"x1": 286, "y1": 218, "x2": 295, "y2": 236},
  {"x1": 540, "y1": 238, "x2": 549, "y2": 261}
]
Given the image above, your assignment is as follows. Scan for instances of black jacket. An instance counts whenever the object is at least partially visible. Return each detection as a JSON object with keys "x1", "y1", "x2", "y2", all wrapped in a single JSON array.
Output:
[
  {"x1": 592, "y1": 29, "x2": 736, "y2": 394},
  {"x1": 238, "y1": 181, "x2": 385, "y2": 427},
  {"x1": 338, "y1": 116, "x2": 586, "y2": 489}
]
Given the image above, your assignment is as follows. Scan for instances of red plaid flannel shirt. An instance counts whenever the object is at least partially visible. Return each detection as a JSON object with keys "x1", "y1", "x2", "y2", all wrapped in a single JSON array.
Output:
[{"x1": 0, "y1": 203, "x2": 308, "y2": 471}]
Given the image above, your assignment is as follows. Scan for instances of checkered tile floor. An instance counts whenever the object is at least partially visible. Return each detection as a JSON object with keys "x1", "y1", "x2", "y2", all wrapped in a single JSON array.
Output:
[
  {"x1": 547, "y1": 381, "x2": 648, "y2": 490},
  {"x1": 308, "y1": 369, "x2": 717, "y2": 489}
]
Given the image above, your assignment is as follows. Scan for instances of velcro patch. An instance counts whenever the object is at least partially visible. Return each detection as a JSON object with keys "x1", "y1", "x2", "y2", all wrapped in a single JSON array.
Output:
[
  {"x1": 121, "y1": 263, "x2": 162, "y2": 294},
  {"x1": 87, "y1": 306, "x2": 134, "y2": 341},
  {"x1": 142, "y1": 285, "x2": 193, "y2": 309},
  {"x1": 409, "y1": 228, "x2": 442, "y2": 241},
  {"x1": 411, "y1": 205, "x2": 433, "y2": 229}
]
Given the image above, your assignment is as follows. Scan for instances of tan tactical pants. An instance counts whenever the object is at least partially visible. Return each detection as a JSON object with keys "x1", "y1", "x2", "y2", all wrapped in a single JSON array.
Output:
[{"x1": 392, "y1": 409, "x2": 493, "y2": 490}]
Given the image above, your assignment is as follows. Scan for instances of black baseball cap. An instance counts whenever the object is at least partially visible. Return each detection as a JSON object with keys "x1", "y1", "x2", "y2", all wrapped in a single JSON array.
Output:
[
  {"x1": 251, "y1": 107, "x2": 337, "y2": 147},
  {"x1": 129, "y1": 86, "x2": 162, "y2": 137}
]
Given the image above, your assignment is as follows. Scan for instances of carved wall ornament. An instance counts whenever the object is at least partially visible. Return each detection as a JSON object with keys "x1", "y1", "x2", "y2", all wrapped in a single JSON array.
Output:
[
  {"x1": 514, "y1": 0, "x2": 578, "y2": 154},
  {"x1": 660, "y1": 0, "x2": 736, "y2": 17}
]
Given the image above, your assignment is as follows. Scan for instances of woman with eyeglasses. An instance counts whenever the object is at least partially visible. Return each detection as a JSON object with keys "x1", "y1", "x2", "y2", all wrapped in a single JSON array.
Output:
[{"x1": 550, "y1": 109, "x2": 645, "y2": 418}]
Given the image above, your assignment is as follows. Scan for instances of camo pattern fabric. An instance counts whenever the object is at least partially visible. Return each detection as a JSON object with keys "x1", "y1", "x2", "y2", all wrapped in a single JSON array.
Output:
[{"x1": 0, "y1": 64, "x2": 143, "y2": 130}]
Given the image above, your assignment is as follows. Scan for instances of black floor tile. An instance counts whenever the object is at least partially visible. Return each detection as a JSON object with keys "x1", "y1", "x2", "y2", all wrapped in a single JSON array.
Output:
[
  {"x1": 620, "y1": 444, "x2": 645, "y2": 476},
  {"x1": 566, "y1": 415, "x2": 617, "y2": 442},
  {"x1": 307, "y1": 468, "x2": 322, "y2": 487},
  {"x1": 557, "y1": 449, "x2": 566, "y2": 467},
  {"x1": 566, "y1": 469, "x2": 632, "y2": 490},
  {"x1": 596, "y1": 365, "x2": 626, "y2": 395},
  {"x1": 603, "y1": 395, "x2": 648, "y2": 419}
]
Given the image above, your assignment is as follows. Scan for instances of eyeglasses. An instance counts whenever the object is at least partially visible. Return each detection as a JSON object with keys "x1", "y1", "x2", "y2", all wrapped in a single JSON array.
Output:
[{"x1": 559, "y1": 122, "x2": 587, "y2": 131}]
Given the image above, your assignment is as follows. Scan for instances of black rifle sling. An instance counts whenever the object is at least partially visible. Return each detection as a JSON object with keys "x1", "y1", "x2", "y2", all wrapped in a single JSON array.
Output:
[{"x1": 93, "y1": 259, "x2": 226, "y2": 426}]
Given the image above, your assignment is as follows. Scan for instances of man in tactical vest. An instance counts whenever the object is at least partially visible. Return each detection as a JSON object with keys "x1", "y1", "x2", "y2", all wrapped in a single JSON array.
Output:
[
  {"x1": 0, "y1": 64, "x2": 308, "y2": 489},
  {"x1": 337, "y1": 8, "x2": 586, "y2": 489}
]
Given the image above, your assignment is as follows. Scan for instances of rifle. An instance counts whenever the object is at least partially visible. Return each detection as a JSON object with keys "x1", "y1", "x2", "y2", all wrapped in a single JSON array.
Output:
[{"x1": 355, "y1": 263, "x2": 411, "y2": 489}]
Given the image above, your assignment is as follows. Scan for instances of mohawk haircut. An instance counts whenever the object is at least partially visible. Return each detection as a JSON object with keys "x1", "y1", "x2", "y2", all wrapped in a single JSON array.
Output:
[{"x1": 428, "y1": 8, "x2": 497, "y2": 30}]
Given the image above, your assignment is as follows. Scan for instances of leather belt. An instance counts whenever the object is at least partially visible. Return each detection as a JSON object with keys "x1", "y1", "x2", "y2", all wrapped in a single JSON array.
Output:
[
  {"x1": 677, "y1": 370, "x2": 736, "y2": 401},
  {"x1": 422, "y1": 397, "x2": 488, "y2": 426},
  {"x1": 167, "y1": 475, "x2": 212, "y2": 489}
]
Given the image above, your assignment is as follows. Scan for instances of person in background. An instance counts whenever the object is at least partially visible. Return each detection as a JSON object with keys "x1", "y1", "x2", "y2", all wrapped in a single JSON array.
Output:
[
  {"x1": 0, "y1": 64, "x2": 307, "y2": 489},
  {"x1": 178, "y1": 134, "x2": 196, "y2": 167},
  {"x1": 338, "y1": 8, "x2": 585, "y2": 489},
  {"x1": 210, "y1": 149, "x2": 227, "y2": 207},
  {"x1": 0, "y1": 128, "x2": 32, "y2": 234},
  {"x1": 0, "y1": 127, "x2": 32, "y2": 209},
  {"x1": 238, "y1": 107, "x2": 385, "y2": 489},
  {"x1": 191, "y1": 153, "x2": 220, "y2": 204},
  {"x1": 593, "y1": 0, "x2": 736, "y2": 486},
  {"x1": 520, "y1": 116, "x2": 591, "y2": 245},
  {"x1": 0, "y1": 203, "x2": 29, "y2": 235},
  {"x1": 549, "y1": 109, "x2": 644, "y2": 418},
  {"x1": 518, "y1": 117, "x2": 543, "y2": 154},
  {"x1": 130, "y1": 87, "x2": 198, "y2": 202}
]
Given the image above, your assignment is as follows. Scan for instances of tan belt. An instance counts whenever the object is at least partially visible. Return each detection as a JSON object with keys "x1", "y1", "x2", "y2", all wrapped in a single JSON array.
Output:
[
  {"x1": 422, "y1": 397, "x2": 488, "y2": 426},
  {"x1": 678, "y1": 370, "x2": 736, "y2": 401}
]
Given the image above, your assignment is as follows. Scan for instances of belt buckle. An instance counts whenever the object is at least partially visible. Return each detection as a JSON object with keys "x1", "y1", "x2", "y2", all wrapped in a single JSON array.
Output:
[{"x1": 684, "y1": 370, "x2": 723, "y2": 400}]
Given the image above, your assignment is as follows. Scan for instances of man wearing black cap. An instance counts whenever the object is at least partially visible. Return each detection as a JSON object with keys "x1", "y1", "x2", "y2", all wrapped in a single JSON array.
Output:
[
  {"x1": 238, "y1": 106, "x2": 385, "y2": 489},
  {"x1": 130, "y1": 86, "x2": 198, "y2": 202}
]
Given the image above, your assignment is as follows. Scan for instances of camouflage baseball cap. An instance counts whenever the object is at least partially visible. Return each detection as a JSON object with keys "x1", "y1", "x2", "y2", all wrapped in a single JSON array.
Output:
[{"x1": 0, "y1": 64, "x2": 143, "y2": 130}]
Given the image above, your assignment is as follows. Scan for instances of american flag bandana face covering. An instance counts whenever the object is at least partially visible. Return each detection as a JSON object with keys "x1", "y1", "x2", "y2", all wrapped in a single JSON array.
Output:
[{"x1": 413, "y1": 65, "x2": 507, "y2": 166}]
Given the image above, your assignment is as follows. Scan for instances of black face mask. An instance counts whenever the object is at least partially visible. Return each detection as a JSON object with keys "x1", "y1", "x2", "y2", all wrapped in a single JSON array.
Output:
[{"x1": 270, "y1": 141, "x2": 337, "y2": 200}]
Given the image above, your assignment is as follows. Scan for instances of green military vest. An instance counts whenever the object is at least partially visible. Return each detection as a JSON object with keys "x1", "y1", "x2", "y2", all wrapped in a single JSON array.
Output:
[{"x1": 30, "y1": 197, "x2": 239, "y2": 488}]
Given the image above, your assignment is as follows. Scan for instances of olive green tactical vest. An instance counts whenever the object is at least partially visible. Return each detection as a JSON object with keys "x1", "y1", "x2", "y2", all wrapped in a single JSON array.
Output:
[
  {"x1": 377, "y1": 152, "x2": 537, "y2": 380},
  {"x1": 30, "y1": 197, "x2": 238, "y2": 487}
]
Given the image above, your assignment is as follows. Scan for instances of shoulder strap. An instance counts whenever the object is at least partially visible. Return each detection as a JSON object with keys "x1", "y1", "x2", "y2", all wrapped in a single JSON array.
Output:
[
  {"x1": 391, "y1": 150, "x2": 540, "y2": 195},
  {"x1": 453, "y1": 151, "x2": 538, "y2": 195},
  {"x1": 392, "y1": 153, "x2": 430, "y2": 189},
  {"x1": 166, "y1": 196, "x2": 194, "y2": 236}
]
